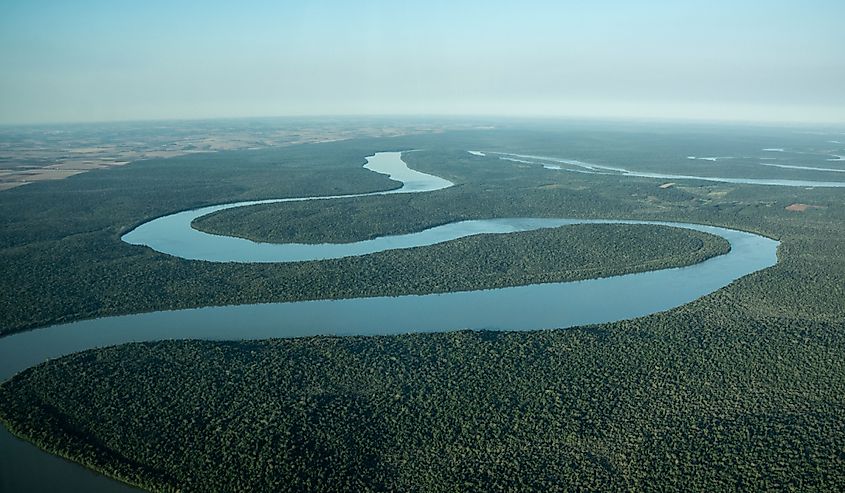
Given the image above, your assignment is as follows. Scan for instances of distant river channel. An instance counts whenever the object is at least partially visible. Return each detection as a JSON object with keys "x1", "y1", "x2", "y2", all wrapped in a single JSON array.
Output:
[{"x1": 0, "y1": 151, "x2": 779, "y2": 492}]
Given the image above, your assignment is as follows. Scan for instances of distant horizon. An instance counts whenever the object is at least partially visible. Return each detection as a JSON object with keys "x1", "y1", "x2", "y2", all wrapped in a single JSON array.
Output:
[{"x1": 2, "y1": 111, "x2": 844, "y2": 129}]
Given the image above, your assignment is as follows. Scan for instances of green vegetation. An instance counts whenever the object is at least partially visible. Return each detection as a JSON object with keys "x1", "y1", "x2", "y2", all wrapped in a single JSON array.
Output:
[
  {"x1": 2, "y1": 295, "x2": 844, "y2": 491},
  {"x1": 0, "y1": 131, "x2": 750, "y2": 335},
  {"x1": 1, "y1": 125, "x2": 845, "y2": 491},
  {"x1": 191, "y1": 192, "x2": 467, "y2": 244}
]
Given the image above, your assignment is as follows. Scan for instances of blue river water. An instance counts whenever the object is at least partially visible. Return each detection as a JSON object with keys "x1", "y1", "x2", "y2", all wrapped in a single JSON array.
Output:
[{"x1": 0, "y1": 151, "x2": 780, "y2": 492}]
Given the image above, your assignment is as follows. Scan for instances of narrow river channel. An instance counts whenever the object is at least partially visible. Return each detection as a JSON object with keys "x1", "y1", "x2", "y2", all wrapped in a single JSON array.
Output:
[{"x1": 0, "y1": 152, "x2": 779, "y2": 492}]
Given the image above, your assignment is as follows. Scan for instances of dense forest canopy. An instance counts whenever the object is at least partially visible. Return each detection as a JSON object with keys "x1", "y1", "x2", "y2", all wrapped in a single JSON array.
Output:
[{"x1": 1, "y1": 126, "x2": 844, "y2": 491}]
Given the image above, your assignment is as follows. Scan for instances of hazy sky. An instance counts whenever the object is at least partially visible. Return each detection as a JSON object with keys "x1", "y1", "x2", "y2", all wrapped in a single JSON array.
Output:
[{"x1": 1, "y1": 0, "x2": 843, "y2": 124}]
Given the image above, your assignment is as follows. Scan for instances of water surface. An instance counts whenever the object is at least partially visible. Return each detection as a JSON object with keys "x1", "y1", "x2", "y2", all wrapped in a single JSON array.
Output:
[
  {"x1": 493, "y1": 151, "x2": 845, "y2": 187},
  {"x1": 1, "y1": 150, "x2": 780, "y2": 492}
]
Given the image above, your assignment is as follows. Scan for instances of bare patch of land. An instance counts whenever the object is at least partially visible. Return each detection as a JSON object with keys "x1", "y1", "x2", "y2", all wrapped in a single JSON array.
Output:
[
  {"x1": 0, "y1": 118, "x2": 485, "y2": 190},
  {"x1": 785, "y1": 203, "x2": 822, "y2": 212}
]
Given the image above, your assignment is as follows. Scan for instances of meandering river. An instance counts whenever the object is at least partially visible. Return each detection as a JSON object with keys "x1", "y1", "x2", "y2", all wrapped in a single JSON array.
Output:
[{"x1": 0, "y1": 151, "x2": 779, "y2": 492}]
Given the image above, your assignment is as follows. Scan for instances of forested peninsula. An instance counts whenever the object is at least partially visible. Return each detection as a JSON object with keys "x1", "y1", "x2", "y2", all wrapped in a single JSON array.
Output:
[{"x1": 2, "y1": 129, "x2": 845, "y2": 491}]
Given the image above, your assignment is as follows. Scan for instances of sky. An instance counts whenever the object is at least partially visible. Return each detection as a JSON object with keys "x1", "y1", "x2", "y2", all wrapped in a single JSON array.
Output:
[{"x1": 1, "y1": 0, "x2": 844, "y2": 124}]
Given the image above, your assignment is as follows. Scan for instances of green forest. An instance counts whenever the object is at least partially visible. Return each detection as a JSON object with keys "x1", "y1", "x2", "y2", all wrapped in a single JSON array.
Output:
[
  {"x1": 0, "y1": 130, "x2": 760, "y2": 336},
  {"x1": 1, "y1": 126, "x2": 844, "y2": 491},
  {"x1": 2, "y1": 301, "x2": 844, "y2": 491}
]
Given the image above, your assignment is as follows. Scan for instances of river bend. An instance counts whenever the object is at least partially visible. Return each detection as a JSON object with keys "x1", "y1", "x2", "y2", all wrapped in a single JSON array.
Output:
[{"x1": 0, "y1": 151, "x2": 780, "y2": 492}]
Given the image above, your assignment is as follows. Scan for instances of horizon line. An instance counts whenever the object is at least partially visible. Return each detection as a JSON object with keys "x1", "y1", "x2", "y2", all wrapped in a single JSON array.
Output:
[{"x1": 2, "y1": 112, "x2": 845, "y2": 129}]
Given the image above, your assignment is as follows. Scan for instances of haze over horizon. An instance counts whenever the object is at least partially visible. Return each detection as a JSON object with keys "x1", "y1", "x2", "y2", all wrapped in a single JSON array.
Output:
[{"x1": 1, "y1": 0, "x2": 843, "y2": 125}]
